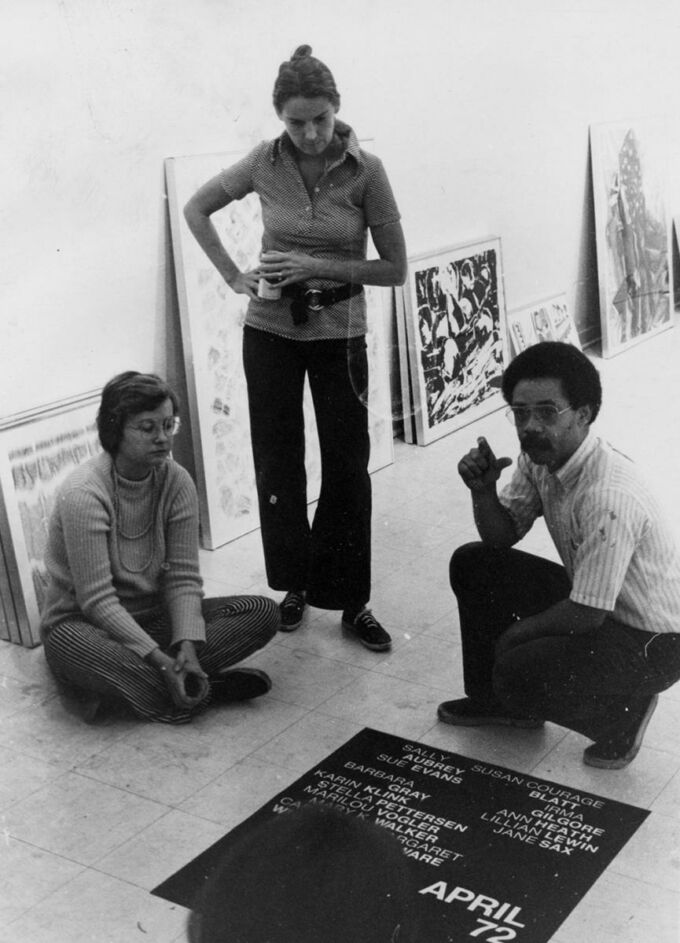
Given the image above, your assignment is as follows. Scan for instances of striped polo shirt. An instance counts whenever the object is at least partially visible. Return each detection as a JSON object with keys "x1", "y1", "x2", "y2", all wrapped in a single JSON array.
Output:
[
  {"x1": 499, "y1": 431, "x2": 680, "y2": 633},
  {"x1": 219, "y1": 121, "x2": 401, "y2": 340}
]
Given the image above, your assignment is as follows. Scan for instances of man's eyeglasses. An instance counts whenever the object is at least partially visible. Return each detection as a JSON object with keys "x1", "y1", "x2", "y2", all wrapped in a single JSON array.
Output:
[
  {"x1": 126, "y1": 417, "x2": 181, "y2": 438},
  {"x1": 505, "y1": 405, "x2": 571, "y2": 426}
]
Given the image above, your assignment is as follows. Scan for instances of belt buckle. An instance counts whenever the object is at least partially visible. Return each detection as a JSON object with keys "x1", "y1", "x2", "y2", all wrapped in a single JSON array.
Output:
[{"x1": 304, "y1": 288, "x2": 324, "y2": 312}]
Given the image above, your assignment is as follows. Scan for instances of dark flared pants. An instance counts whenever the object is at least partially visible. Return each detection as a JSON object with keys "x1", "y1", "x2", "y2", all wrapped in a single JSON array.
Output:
[
  {"x1": 450, "y1": 541, "x2": 680, "y2": 741},
  {"x1": 243, "y1": 326, "x2": 371, "y2": 611}
]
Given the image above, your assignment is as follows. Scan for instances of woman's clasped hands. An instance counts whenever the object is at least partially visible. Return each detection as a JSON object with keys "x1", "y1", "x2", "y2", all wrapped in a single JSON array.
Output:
[{"x1": 148, "y1": 640, "x2": 210, "y2": 709}]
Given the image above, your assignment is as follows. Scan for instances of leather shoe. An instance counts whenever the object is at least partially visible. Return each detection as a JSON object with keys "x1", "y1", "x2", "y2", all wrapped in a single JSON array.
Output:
[
  {"x1": 437, "y1": 696, "x2": 543, "y2": 728},
  {"x1": 583, "y1": 694, "x2": 658, "y2": 769},
  {"x1": 210, "y1": 668, "x2": 272, "y2": 702}
]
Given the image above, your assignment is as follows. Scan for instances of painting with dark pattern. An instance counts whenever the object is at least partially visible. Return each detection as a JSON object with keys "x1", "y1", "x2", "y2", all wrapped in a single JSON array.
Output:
[{"x1": 415, "y1": 248, "x2": 503, "y2": 431}]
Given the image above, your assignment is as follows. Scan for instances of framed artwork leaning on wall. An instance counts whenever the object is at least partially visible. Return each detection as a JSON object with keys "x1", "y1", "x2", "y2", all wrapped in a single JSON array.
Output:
[
  {"x1": 0, "y1": 391, "x2": 101, "y2": 647},
  {"x1": 400, "y1": 237, "x2": 508, "y2": 445},
  {"x1": 507, "y1": 293, "x2": 581, "y2": 358},
  {"x1": 674, "y1": 215, "x2": 680, "y2": 311},
  {"x1": 590, "y1": 120, "x2": 673, "y2": 358}
]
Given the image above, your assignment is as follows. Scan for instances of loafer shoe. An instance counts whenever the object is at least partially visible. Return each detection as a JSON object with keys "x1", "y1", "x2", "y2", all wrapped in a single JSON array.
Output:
[
  {"x1": 583, "y1": 694, "x2": 658, "y2": 770},
  {"x1": 342, "y1": 608, "x2": 391, "y2": 651},
  {"x1": 210, "y1": 668, "x2": 272, "y2": 702},
  {"x1": 437, "y1": 696, "x2": 543, "y2": 728}
]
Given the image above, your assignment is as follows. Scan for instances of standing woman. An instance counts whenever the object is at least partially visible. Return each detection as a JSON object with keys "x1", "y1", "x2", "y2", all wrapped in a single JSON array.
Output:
[
  {"x1": 41, "y1": 372, "x2": 278, "y2": 724},
  {"x1": 184, "y1": 45, "x2": 406, "y2": 650}
]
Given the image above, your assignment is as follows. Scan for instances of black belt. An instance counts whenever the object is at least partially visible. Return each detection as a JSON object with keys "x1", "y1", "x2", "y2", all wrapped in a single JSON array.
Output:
[{"x1": 282, "y1": 283, "x2": 363, "y2": 325}]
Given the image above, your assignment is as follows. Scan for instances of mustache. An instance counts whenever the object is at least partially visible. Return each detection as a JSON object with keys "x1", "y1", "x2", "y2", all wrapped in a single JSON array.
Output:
[{"x1": 521, "y1": 435, "x2": 551, "y2": 451}]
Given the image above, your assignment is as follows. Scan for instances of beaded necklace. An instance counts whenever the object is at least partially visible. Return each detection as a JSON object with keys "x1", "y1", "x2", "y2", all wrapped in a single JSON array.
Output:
[{"x1": 111, "y1": 463, "x2": 161, "y2": 573}]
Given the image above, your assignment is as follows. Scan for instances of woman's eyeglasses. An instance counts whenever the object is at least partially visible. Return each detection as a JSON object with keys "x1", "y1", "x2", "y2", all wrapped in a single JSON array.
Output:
[
  {"x1": 126, "y1": 417, "x2": 182, "y2": 438},
  {"x1": 505, "y1": 405, "x2": 571, "y2": 426}
]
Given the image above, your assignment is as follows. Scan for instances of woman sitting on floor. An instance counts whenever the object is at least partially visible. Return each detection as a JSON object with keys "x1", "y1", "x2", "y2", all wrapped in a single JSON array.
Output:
[{"x1": 40, "y1": 371, "x2": 279, "y2": 724}]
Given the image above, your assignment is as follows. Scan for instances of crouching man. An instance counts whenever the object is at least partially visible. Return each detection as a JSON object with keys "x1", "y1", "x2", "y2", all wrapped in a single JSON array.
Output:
[{"x1": 438, "y1": 341, "x2": 680, "y2": 769}]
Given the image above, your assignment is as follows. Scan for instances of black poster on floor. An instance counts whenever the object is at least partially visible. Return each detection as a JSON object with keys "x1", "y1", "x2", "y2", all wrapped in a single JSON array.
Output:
[{"x1": 153, "y1": 727, "x2": 649, "y2": 943}]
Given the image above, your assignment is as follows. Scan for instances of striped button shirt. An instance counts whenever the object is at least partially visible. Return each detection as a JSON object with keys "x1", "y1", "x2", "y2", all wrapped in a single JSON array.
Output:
[
  {"x1": 499, "y1": 431, "x2": 680, "y2": 633},
  {"x1": 219, "y1": 121, "x2": 401, "y2": 340}
]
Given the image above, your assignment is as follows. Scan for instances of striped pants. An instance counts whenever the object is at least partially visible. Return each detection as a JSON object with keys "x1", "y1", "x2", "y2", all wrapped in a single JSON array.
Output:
[{"x1": 43, "y1": 595, "x2": 279, "y2": 724}]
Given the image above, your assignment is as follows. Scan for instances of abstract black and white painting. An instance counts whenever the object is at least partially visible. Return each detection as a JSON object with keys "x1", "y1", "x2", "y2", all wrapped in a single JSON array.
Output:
[{"x1": 401, "y1": 237, "x2": 507, "y2": 445}]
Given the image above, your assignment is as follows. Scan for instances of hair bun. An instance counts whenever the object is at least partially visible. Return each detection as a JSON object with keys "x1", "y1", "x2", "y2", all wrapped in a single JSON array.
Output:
[
  {"x1": 291, "y1": 44, "x2": 312, "y2": 60},
  {"x1": 273, "y1": 46, "x2": 339, "y2": 111}
]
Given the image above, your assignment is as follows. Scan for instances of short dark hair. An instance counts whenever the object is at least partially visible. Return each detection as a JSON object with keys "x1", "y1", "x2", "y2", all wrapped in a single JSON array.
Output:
[
  {"x1": 188, "y1": 805, "x2": 416, "y2": 943},
  {"x1": 97, "y1": 371, "x2": 179, "y2": 454},
  {"x1": 501, "y1": 341, "x2": 602, "y2": 423},
  {"x1": 272, "y1": 45, "x2": 340, "y2": 112}
]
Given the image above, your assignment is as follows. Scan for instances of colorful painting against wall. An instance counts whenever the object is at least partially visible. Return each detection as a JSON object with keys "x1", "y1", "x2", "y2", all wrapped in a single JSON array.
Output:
[
  {"x1": 590, "y1": 121, "x2": 672, "y2": 357},
  {"x1": 401, "y1": 237, "x2": 507, "y2": 445}
]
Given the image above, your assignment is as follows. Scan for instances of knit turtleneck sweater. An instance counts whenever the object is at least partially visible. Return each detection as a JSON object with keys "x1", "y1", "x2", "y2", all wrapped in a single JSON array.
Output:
[{"x1": 40, "y1": 451, "x2": 206, "y2": 659}]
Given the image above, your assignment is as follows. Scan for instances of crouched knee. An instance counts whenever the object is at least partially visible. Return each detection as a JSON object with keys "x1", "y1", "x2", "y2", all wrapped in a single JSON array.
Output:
[{"x1": 449, "y1": 541, "x2": 501, "y2": 593}]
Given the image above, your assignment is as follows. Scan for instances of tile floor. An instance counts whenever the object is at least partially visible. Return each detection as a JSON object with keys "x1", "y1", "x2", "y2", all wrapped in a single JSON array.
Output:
[{"x1": 2, "y1": 319, "x2": 680, "y2": 942}]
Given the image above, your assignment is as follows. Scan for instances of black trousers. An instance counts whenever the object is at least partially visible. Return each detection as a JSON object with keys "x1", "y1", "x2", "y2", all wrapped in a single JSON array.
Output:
[
  {"x1": 243, "y1": 326, "x2": 371, "y2": 611},
  {"x1": 450, "y1": 542, "x2": 680, "y2": 741}
]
